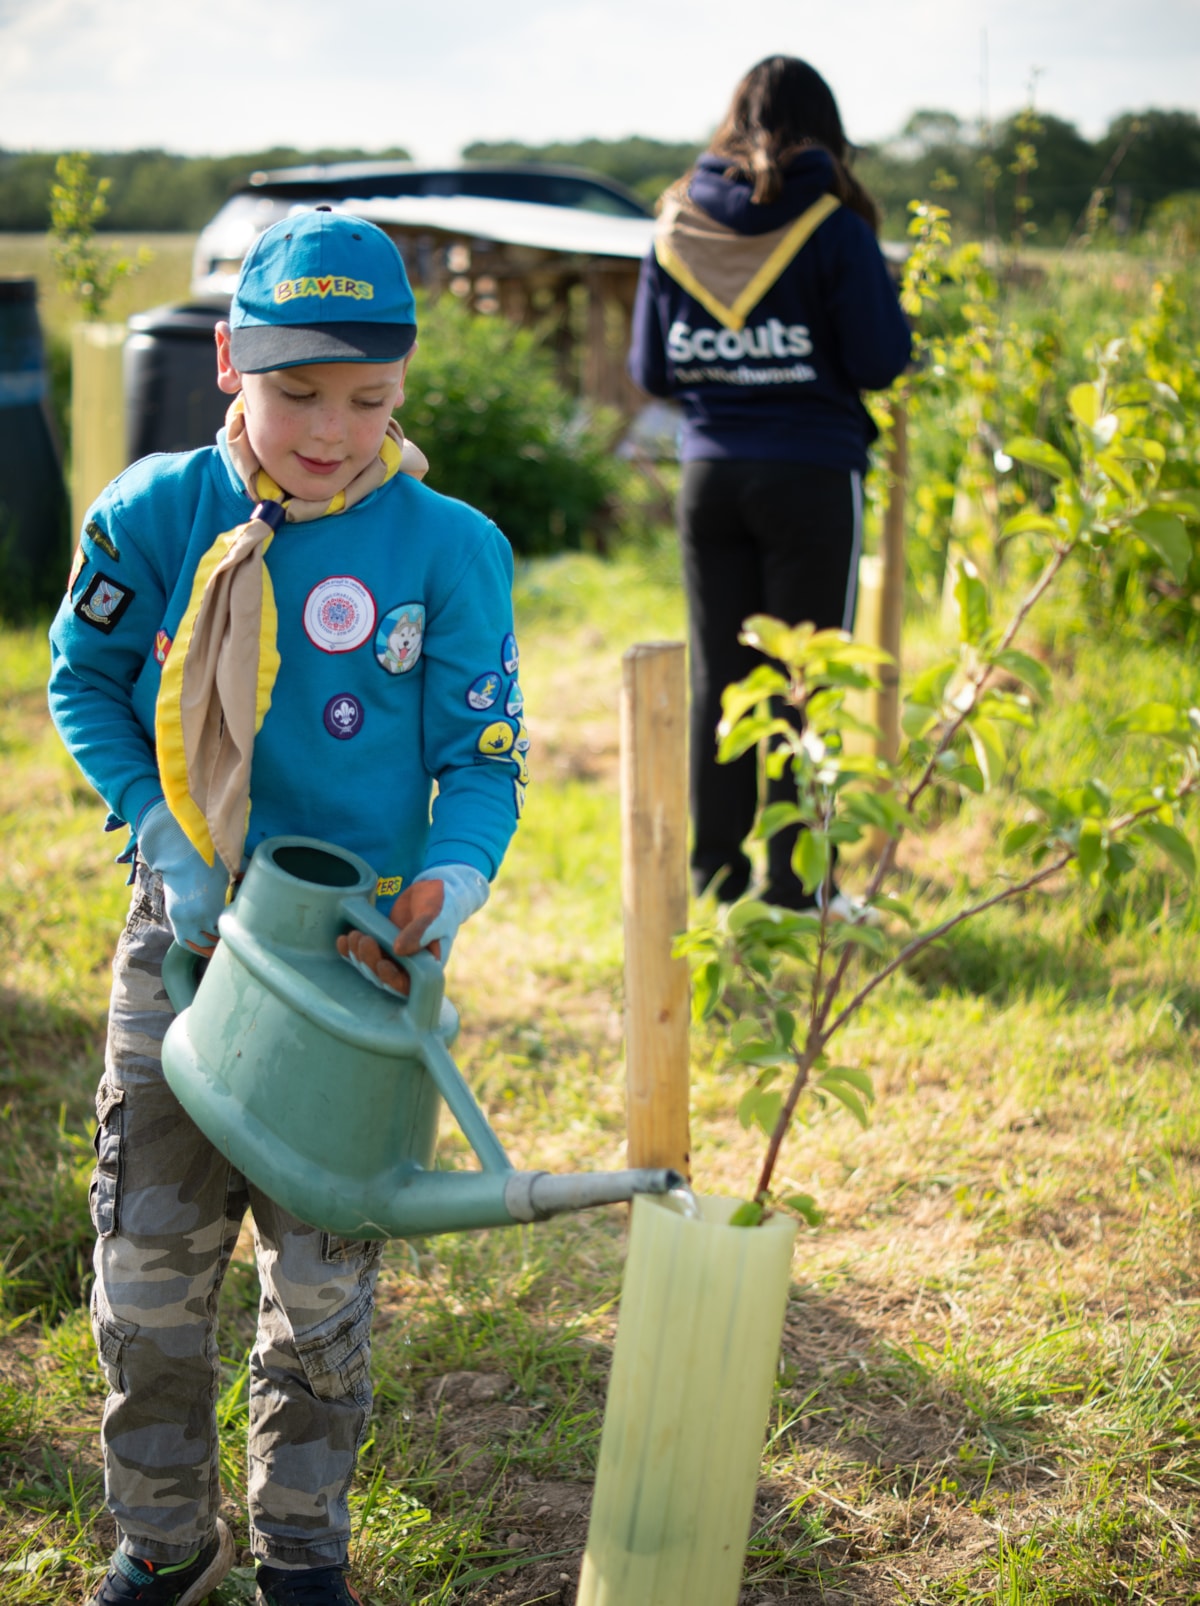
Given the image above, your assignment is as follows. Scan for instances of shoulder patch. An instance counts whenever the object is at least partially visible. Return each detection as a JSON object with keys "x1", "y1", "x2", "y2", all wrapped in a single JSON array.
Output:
[
  {"x1": 85, "y1": 519, "x2": 120, "y2": 562},
  {"x1": 74, "y1": 572, "x2": 135, "y2": 633}
]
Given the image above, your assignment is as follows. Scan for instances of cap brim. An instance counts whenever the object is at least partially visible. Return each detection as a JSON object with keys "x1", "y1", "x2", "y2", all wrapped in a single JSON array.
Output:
[{"x1": 230, "y1": 320, "x2": 417, "y2": 372}]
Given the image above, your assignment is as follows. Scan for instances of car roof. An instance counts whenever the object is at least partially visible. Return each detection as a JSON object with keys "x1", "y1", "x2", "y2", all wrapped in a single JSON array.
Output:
[{"x1": 234, "y1": 160, "x2": 652, "y2": 218}]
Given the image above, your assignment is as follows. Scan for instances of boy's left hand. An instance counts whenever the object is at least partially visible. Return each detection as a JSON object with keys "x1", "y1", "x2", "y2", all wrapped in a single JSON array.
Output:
[{"x1": 336, "y1": 865, "x2": 489, "y2": 997}]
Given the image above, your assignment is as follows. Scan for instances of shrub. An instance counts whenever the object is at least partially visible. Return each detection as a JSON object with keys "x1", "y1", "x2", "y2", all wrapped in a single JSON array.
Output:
[{"x1": 400, "y1": 293, "x2": 625, "y2": 557}]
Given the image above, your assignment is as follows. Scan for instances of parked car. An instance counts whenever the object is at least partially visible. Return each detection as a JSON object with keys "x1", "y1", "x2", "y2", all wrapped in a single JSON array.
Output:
[{"x1": 191, "y1": 161, "x2": 651, "y2": 296}]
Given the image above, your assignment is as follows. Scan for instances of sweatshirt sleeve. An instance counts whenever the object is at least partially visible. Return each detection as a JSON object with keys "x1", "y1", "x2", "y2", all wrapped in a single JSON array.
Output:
[
  {"x1": 418, "y1": 518, "x2": 523, "y2": 880},
  {"x1": 47, "y1": 488, "x2": 169, "y2": 829},
  {"x1": 821, "y1": 214, "x2": 912, "y2": 393},
  {"x1": 627, "y1": 248, "x2": 671, "y2": 398}
]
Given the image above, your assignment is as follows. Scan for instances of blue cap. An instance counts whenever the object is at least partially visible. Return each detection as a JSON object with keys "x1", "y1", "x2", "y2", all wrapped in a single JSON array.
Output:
[{"x1": 229, "y1": 209, "x2": 417, "y2": 372}]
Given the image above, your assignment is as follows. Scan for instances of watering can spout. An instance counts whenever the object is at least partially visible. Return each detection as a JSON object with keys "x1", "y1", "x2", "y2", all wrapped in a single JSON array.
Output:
[
  {"x1": 364, "y1": 1166, "x2": 686, "y2": 1240},
  {"x1": 504, "y1": 1169, "x2": 686, "y2": 1223}
]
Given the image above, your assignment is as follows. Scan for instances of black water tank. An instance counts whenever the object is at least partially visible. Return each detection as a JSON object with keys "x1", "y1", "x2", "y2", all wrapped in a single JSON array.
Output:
[
  {"x1": 0, "y1": 278, "x2": 69, "y2": 617},
  {"x1": 124, "y1": 300, "x2": 229, "y2": 460}
]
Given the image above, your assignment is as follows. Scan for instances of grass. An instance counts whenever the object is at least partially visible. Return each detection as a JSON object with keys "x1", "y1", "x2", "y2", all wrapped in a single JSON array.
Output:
[{"x1": 3, "y1": 534, "x2": 1200, "y2": 1605}]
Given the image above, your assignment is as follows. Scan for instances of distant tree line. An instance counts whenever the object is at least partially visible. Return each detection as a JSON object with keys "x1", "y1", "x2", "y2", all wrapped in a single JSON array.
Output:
[
  {"x1": 0, "y1": 146, "x2": 411, "y2": 231},
  {"x1": 468, "y1": 109, "x2": 1200, "y2": 242},
  {"x1": 3, "y1": 108, "x2": 1198, "y2": 242}
]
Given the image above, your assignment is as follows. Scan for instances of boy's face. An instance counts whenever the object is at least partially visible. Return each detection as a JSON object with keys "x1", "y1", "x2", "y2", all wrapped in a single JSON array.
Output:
[{"x1": 215, "y1": 322, "x2": 412, "y2": 502}]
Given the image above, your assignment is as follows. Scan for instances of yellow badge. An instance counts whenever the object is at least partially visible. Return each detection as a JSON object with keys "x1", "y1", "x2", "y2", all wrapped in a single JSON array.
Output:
[
  {"x1": 478, "y1": 720, "x2": 515, "y2": 758},
  {"x1": 376, "y1": 874, "x2": 404, "y2": 898}
]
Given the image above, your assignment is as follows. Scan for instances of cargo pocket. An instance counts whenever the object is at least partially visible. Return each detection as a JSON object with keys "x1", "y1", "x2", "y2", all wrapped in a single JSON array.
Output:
[
  {"x1": 293, "y1": 1282, "x2": 376, "y2": 1405},
  {"x1": 90, "y1": 1079, "x2": 125, "y2": 1238},
  {"x1": 321, "y1": 1233, "x2": 385, "y2": 1268},
  {"x1": 91, "y1": 1289, "x2": 140, "y2": 1394}
]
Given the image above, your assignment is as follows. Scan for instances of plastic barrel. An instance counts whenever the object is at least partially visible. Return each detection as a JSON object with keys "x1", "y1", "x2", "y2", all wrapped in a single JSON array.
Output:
[
  {"x1": 0, "y1": 278, "x2": 69, "y2": 615},
  {"x1": 124, "y1": 300, "x2": 229, "y2": 460}
]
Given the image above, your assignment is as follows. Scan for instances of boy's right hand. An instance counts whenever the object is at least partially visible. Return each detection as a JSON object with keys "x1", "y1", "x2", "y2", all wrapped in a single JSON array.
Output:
[
  {"x1": 337, "y1": 865, "x2": 489, "y2": 996},
  {"x1": 337, "y1": 881, "x2": 444, "y2": 998},
  {"x1": 135, "y1": 800, "x2": 230, "y2": 956}
]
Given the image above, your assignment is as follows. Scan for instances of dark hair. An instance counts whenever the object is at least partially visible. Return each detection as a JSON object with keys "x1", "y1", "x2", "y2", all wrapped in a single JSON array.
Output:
[{"x1": 708, "y1": 55, "x2": 879, "y2": 231}]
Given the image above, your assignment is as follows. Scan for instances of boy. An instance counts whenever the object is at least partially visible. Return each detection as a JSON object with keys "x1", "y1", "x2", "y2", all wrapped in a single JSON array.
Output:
[{"x1": 48, "y1": 210, "x2": 526, "y2": 1606}]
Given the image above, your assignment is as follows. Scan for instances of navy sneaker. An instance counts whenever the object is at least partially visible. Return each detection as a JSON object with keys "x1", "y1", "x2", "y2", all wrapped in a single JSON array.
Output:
[
  {"x1": 255, "y1": 1564, "x2": 364, "y2": 1605},
  {"x1": 92, "y1": 1518, "x2": 235, "y2": 1605}
]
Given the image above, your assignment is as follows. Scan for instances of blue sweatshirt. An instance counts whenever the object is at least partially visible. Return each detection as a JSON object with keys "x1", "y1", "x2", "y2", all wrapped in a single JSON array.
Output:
[
  {"x1": 627, "y1": 149, "x2": 911, "y2": 470},
  {"x1": 48, "y1": 432, "x2": 525, "y2": 903}
]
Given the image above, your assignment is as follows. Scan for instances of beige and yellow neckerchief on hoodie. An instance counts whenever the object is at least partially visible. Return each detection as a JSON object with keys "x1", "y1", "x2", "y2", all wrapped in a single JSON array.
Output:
[
  {"x1": 653, "y1": 178, "x2": 840, "y2": 332},
  {"x1": 154, "y1": 394, "x2": 429, "y2": 875}
]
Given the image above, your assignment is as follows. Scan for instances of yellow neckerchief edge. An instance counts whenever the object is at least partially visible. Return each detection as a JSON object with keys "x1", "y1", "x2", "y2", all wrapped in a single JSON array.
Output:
[
  {"x1": 155, "y1": 524, "x2": 279, "y2": 866},
  {"x1": 655, "y1": 192, "x2": 841, "y2": 332}
]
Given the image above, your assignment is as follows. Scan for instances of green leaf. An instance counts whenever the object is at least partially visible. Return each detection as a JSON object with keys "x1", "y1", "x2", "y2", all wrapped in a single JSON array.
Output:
[
  {"x1": 717, "y1": 712, "x2": 791, "y2": 764},
  {"x1": 728, "y1": 1199, "x2": 766, "y2": 1228},
  {"x1": 1004, "y1": 436, "x2": 1073, "y2": 481},
  {"x1": 953, "y1": 563, "x2": 990, "y2": 645},
  {"x1": 740, "y1": 616, "x2": 812, "y2": 663},
  {"x1": 718, "y1": 665, "x2": 790, "y2": 731},
  {"x1": 793, "y1": 829, "x2": 830, "y2": 895},
  {"x1": 1095, "y1": 452, "x2": 1138, "y2": 497},
  {"x1": 815, "y1": 1075, "x2": 871, "y2": 1128},
  {"x1": 947, "y1": 762, "x2": 985, "y2": 793},
  {"x1": 1068, "y1": 382, "x2": 1100, "y2": 428},
  {"x1": 819, "y1": 1065, "x2": 875, "y2": 1101},
  {"x1": 967, "y1": 716, "x2": 1006, "y2": 789},
  {"x1": 1076, "y1": 818, "x2": 1104, "y2": 882},
  {"x1": 691, "y1": 959, "x2": 723, "y2": 1023},
  {"x1": 726, "y1": 897, "x2": 774, "y2": 933},
  {"x1": 1140, "y1": 819, "x2": 1196, "y2": 880},
  {"x1": 781, "y1": 1193, "x2": 824, "y2": 1227},
  {"x1": 752, "y1": 1090, "x2": 783, "y2": 1137},
  {"x1": 873, "y1": 893, "x2": 916, "y2": 925},
  {"x1": 1001, "y1": 509, "x2": 1064, "y2": 539},
  {"x1": 755, "y1": 801, "x2": 803, "y2": 841},
  {"x1": 902, "y1": 701, "x2": 939, "y2": 738},
  {"x1": 736, "y1": 1086, "x2": 760, "y2": 1130},
  {"x1": 909, "y1": 658, "x2": 957, "y2": 708},
  {"x1": 1003, "y1": 820, "x2": 1042, "y2": 854},
  {"x1": 991, "y1": 648, "x2": 1052, "y2": 703},
  {"x1": 1129, "y1": 510, "x2": 1191, "y2": 583},
  {"x1": 830, "y1": 921, "x2": 889, "y2": 956}
]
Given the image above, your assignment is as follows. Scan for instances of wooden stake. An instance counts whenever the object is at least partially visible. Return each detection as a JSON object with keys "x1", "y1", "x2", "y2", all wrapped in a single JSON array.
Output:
[
  {"x1": 875, "y1": 395, "x2": 909, "y2": 766},
  {"x1": 71, "y1": 322, "x2": 126, "y2": 540},
  {"x1": 621, "y1": 643, "x2": 691, "y2": 1179}
]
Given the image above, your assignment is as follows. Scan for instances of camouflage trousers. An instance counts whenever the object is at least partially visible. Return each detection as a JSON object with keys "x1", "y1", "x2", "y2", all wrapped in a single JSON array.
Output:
[{"x1": 90, "y1": 865, "x2": 383, "y2": 1568}]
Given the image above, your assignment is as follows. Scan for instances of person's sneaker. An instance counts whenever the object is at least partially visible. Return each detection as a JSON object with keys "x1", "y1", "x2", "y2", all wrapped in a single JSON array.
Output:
[
  {"x1": 817, "y1": 885, "x2": 882, "y2": 926},
  {"x1": 255, "y1": 1563, "x2": 364, "y2": 1605},
  {"x1": 92, "y1": 1519, "x2": 234, "y2": 1605}
]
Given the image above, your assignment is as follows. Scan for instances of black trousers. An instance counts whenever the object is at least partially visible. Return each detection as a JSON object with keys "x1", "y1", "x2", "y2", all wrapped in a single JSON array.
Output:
[{"x1": 679, "y1": 457, "x2": 862, "y2": 905}]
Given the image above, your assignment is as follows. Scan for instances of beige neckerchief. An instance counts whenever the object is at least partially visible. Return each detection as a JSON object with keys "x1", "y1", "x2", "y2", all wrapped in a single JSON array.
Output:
[{"x1": 154, "y1": 396, "x2": 427, "y2": 874}]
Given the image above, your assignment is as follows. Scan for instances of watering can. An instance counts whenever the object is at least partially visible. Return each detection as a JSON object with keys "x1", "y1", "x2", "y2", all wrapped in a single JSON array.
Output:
[{"x1": 161, "y1": 835, "x2": 681, "y2": 1240}]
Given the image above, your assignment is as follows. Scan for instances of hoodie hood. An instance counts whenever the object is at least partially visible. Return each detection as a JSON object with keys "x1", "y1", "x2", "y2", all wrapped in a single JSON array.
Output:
[{"x1": 689, "y1": 147, "x2": 837, "y2": 236}]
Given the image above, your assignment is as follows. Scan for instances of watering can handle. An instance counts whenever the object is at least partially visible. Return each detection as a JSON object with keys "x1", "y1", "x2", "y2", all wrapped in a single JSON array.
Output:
[
  {"x1": 338, "y1": 900, "x2": 445, "y2": 1033},
  {"x1": 162, "y1": 941, "x2": 207, "y2": 1014}
]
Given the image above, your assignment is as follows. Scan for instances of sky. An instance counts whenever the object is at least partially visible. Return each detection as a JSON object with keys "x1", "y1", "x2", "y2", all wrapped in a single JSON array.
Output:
[{"x1": 1, "y1": 0, "x2": 1198, "y2": 164}]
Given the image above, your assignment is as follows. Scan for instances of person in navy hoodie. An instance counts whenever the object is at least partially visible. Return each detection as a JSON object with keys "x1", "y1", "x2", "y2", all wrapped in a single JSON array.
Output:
[{"x1": 628, "y1": 54, "x2": 911, "y2": 912}]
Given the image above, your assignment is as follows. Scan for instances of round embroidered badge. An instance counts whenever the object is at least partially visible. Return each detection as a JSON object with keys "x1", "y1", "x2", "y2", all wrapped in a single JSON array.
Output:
[
  {"x1": 303, "y1": 576, "x2": 377, "y2": 653},
  {"x1": 323, "y1": 692, "x2": 365, "y2": 740}
]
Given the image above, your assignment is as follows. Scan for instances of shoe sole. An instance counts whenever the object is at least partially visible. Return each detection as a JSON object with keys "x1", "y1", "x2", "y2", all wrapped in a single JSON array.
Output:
[{"x1": 177, "y1": 1518, "x2": 235, "y2": 1606}]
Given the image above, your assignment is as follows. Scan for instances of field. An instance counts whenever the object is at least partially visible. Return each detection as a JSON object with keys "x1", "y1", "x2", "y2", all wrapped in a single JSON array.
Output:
[
  {"x1": 0, "y1": 233, "x2": 196, "y2": 337},
  {"x1": 3, "y1": 515, "x2": 1200, "y2": 1603}
]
